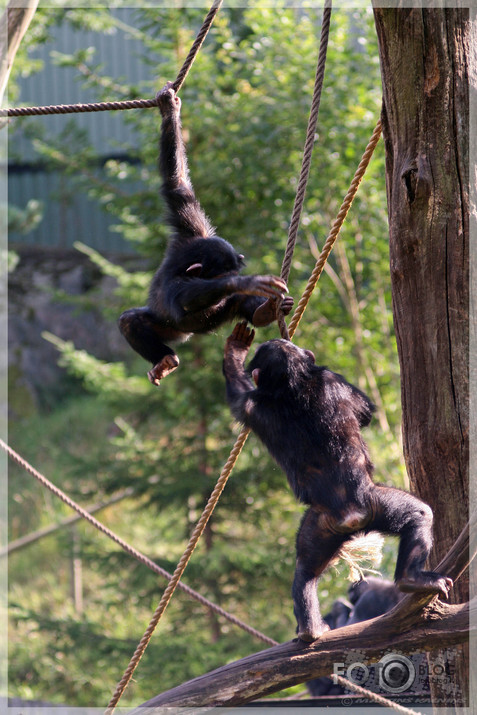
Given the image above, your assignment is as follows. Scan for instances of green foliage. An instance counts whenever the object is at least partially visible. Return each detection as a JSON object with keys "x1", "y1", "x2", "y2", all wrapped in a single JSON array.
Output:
[
  {"x1": 43, "y1": 332, "x2": 151, "y2": 399},
  {"x1": 8, "y1": 199, "x2": 43, "y2": 235},
  {"x1": 8, "y1": 6, "x2": 405, "y2": 707},
  {"x1": 2, "y1": 249, "x2": 19, "y2": 273}
]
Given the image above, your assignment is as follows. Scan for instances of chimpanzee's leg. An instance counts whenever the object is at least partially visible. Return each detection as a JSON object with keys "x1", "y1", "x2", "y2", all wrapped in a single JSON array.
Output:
[
  {"x1": 118, "y1": 307, "x2": 182, "y2": 385},
  {"x1": 293, "y1": 508, "x2": 347, "y2": 642},
  {"x1": 369, "y1": 485, "x2": 453, "y2": 597}
]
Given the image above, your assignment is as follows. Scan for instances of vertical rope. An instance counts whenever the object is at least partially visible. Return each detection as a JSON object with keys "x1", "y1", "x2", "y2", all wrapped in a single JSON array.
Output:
[
  {"x1": 277, "y1": 1, "x2": 332, "y2": 341},
  {"x1": 280, "y1": 2, "x2": 332, "y2": 286},
  {"x1": 106, "y1": 8, "x2": 333, "y2": 705}
]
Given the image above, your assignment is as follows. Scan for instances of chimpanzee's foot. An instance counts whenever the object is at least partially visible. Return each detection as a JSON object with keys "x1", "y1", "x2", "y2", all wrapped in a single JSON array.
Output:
[
  {"x1": 297, "y1": 622, "x2": 330, "y2": 643},
  {"x1": 147, "y1": 354, "x2": 180, "y2": 385},
  {"x1": 252, "y1": 295, "x2": 294, "y2": 328},
  {"x1": 397, "y1": 573, "x2": 453, "y2": 599}
]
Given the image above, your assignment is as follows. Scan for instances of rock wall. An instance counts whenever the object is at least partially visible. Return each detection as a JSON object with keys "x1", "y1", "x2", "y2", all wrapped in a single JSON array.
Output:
[{"x1": 8, "y1": 247, "x2": 138, "y2": 416}]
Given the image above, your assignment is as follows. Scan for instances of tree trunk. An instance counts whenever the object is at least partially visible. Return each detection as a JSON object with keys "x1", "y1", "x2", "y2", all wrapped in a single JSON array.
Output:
[{"x1": 373, "y1": 8, "x2": 473, "y2": 710}]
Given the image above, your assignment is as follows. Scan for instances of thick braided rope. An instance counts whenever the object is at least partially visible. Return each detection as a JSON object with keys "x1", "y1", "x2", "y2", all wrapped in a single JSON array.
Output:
[
  {"x1": 0, "y1": 98, "x2": 158, "y2": 117},
  {"x1": 287, "y1": 118, "x2": 382, "y2": 340},
  {"x1": 0, "y1": 0, "x2": 223, "y2": 118},
  {"x1": 105, "y1": 426, "x2": 250, "y2": 714},
  {"x1": 280, "y1": 4, "x2": 331, "y2": 286},
  {"x1": 0, "y1": 437, "x2": 274, "y2": 646},
  {"x1": 172, "y1": 0, "x2": 223, "y2": 93},
  {"x1": 333, "y1": 676, "x2": 423, "y2": 715},
  {"x1": 277, "y1": 2, "x2": 331, "y2": 341}
]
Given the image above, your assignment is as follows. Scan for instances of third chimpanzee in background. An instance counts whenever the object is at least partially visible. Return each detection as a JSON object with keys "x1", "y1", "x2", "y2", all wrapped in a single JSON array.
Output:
[
  {"x1": 119, "y1": 83, "x2": 293, "y2": 385},
  {"x1": 307, "y1": 578, "x2": 429, "y2": 698},
  {"x1": 223, "y1": 322, "x2": 453, "y2": 642}
]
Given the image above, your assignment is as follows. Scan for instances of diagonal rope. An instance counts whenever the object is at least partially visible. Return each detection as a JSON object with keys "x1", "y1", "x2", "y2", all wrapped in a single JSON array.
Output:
[
  {"x1": 105, "y1": 427, "x2": 250, "y2": 714},
  {"x1": 172, "y1": 0, "x2": 223, "y2": 93},
  {"x1": 277, "y1": 1, "x2": 331, "y2": 340},
  {"x1": 0, "y1": 437, "x2": 275, "y2": 645},
  {"x1": 4, "y1": 2, "x2": 383, "y2": 707},
  {"x1": 0, "y1": 0, "x2": 223, "y2": 118},
  {"x1": 0, "y1": 430, "x2": 426, "y2": 715},
  {"x1": 1, "y1": 430, "x2": 421, "y2": 715}
]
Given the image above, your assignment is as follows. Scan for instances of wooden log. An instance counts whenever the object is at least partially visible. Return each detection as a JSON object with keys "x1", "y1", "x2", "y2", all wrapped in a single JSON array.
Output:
[{"x1": 129, "y1": 600, "x2": 472, "y2": 711}]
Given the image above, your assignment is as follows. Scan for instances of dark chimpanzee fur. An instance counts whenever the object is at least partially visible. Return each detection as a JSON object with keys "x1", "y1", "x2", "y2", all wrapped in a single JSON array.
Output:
[
  {"x1": 307, "y1": 578, "x2": 430, "y2": 698},
  {"x1": 223, "y1": 322, "x2": 453, "y2": 642},
  {"x1": 118, "y1": 82, "x2": 293, "y2": 385},
  {"x1": 346, "y1": 575, "x2": 403, "y2": 625}
]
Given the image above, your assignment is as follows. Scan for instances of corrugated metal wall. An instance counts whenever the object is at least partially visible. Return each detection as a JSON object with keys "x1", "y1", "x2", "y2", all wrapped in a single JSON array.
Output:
[{"x1": 8, "y1": 9, "x2": 154, "y2": 253}]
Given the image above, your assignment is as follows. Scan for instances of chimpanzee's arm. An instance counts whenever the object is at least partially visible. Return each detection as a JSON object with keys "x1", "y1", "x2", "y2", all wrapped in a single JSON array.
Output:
[
  {"x1": 168, "y1": 274, "x2": 288, "y2": 321},
  {"x1": 157, "y1": 82, "x2": 215, "y2": 240},
  {"x1": 223, "y1": 322, "x2": 256, "y2": 420}
]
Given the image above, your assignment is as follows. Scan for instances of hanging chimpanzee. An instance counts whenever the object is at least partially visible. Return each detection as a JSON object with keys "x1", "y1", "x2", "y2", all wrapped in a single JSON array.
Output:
[
  {"x1": 223, "y1": 322, "x2": 452, "y2": 642},
  {"x1": 119, "y1": 82, "x2": 293, "y2": 385}
]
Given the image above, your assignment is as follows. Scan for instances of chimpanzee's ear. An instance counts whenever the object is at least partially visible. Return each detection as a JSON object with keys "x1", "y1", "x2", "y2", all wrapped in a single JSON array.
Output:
[
  {"x1": 304, "y1": 349, "x2": 315, "y2": 363},
  {"x1": 252, "y1": 368, "x2": 260, "y2": 386},
  {"x1": 186, "y1": 263, "x2": 203, "y2": 277}
]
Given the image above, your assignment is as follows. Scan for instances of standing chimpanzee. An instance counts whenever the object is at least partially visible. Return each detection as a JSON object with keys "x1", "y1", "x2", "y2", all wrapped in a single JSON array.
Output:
[
  {"x1": 119, "y1": 82, "x2": 293, "y2": 385},
  {"x1": 223, "y1": 322, "x2": 452, "y2": 642}
]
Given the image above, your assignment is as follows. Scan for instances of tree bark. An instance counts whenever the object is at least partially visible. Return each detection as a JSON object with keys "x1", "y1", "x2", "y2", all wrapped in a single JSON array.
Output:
[{"x1": 373, "y1": 8, "x2": 472, "y2": 711}]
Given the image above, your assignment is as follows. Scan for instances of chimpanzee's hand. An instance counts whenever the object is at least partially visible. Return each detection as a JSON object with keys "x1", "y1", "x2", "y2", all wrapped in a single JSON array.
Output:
[
  {"x1": 156, "y1": 81, "x2": 181, "y2": 117},
  {"x1": 234, "y1": 275, "x2": 288, "y2": 301},
  {"x1": 225, "y1": 322, "x2": 255, "y2": 360},
  {"x1": 252, "y1": 295, "x2": 294, "y2": 327}
]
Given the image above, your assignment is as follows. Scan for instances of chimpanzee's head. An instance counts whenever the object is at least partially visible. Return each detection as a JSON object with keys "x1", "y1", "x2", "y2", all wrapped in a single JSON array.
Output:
[
  {"x1": 181, "y1": 237, "x2": 245, "y2": 279},
  {"x1": 248, "y1": 339, "x2": 315, "y2": 392}
]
